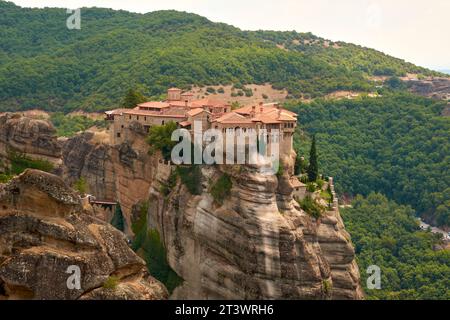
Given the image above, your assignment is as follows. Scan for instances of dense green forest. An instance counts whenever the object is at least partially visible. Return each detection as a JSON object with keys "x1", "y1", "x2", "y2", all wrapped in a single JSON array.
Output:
[
  {"x1": 50, "y1": 113, "x2": 105, "y2": 137},
  {"x1": 342, "y1": 194, "x2": 449, "y2": 300},
  {"x1": 290, "y1": 92, "x2": 449, "y2": 227},
  {"x1": 0, "y1": 1, "x2": 442, "y2": 113}
]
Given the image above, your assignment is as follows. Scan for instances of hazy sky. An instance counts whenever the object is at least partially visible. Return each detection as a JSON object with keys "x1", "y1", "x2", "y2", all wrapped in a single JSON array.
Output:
[{"x1": 10, "y1": 0, "x2": 450, "y2": 71}]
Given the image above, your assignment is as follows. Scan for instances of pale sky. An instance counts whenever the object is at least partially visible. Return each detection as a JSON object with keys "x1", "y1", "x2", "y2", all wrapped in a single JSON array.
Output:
[{"x1": 9, "y1": 0, "x2": 450, "y2": 71}]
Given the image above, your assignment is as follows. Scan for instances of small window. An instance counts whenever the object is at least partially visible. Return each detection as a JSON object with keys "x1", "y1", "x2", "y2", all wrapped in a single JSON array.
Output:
[
  {"x1": 121, "y1": 125, "x2": 124, "y2": 129},
  {"x1": 129, "y1": 116, "x2": 131, "y2": 120},
  {"x1": 162, "y1": 120, "x2": 165, "y2": 125},
  {"x1": 117, "y1": 133, "x2": 121, "y2": 138}
]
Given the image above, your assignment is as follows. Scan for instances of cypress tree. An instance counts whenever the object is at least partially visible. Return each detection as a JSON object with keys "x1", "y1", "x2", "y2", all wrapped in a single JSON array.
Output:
[
  {"x1": 122, "y1": 88, "x2": 146, "y2": 108},
  {"x1": 307, "y1": 135, "x2": 318, "y2": 182}
]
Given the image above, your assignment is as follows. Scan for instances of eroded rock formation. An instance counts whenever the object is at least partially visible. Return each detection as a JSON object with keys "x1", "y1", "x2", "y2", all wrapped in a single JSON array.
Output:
[
  {"x1": 146, "y1": 153, "x2": 363, "y2": 300},
  {"x1": 60, "y1": 127, "x2": 363, "y2": 299},
  {"x1": 0, "y1": 113, "x2": 62, "y2": 170},
  {"x1": 61, "y1": 128, "x2": 158, "y2": 232},
  {"x1": 406, "y1": 77, "x2": 450, "y2": 100},
  {"x1": 0, "y1": 169, "x2": 168, "y2": 300}
]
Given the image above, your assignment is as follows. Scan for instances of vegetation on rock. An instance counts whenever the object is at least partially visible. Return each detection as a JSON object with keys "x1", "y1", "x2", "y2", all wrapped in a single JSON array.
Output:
[
  {"x1": 110, "y1": 203, "x2": 125, "y2": 232},
  {"x1": 146, "y1": 122, "x2": 178, "y2": 161},
  {"x1": 210, "y1": 173, "x2": 232, "y2": 205},
  {"x1": 131, "y1": 202, "x2": 183, "y2": 293}
]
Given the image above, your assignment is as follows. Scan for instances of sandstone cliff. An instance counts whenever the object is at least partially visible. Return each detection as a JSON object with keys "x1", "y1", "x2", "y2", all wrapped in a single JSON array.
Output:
[
  {"x1": 0, "y1": 169, "x2": 168, "y2": 300},
  {"x1": 0, "y1": 113, "x2": 62, "y2": 170},
  {"x1": 60, "y1": 128, "x2": 364, "y2": 300},
  {"x1": 147, "y1": 157, "x2": 363, "y2": 300},
  {"x1": 61, "y1": 126, "x2": 159, "y2": 232}
]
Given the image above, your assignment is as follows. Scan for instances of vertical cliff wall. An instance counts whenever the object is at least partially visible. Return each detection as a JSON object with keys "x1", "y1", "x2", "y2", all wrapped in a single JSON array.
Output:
[
  {"x1": 146, "y1": 153, "x2": 363, "y2": 299},
  {"x1": 60, "y1": 128, "x2": 363, "y2": 299}
]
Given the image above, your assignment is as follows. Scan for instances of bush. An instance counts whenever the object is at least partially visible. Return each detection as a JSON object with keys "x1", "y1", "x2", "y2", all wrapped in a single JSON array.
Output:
[
  {"x1": 299, "y1": 195, "x2": 324, "y2": 219},
  {"x1": 217, "y1": 87, "x2": 225, "y2": 94},
  {"x1": 9, "y1": 151, "x2": 53, "y2": 175},
  {"x1": 73, "y1": 177, "x2": 88, "y2": 194},
  {"x1": 210, "y1": 174, "x2": 232, "y2": 205},
  {"x1": 306, "y1": 182, "x2": 316, "y2": 192},
  {"x1": 317, "y1": 179, "x2": 325, "y2": 189},
  {"x1": 0, "y1": 174, "x2": 13, "y2": 183},
  {"x1": 206, "y1": 87, "x2": 216, "y2": 94},
  {"x1": 103, "y1": 276, "x2": 120, "y2": 290},
  {"x1": 176, "y1": 165, "x2": 202, "y2": 195},
  {"x1": 146, "y1": 122, "x2": 178, "y2": 161}
]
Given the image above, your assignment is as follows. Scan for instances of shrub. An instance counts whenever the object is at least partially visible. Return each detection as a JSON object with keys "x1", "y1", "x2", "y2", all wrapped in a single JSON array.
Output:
[
  {"x1": 73, "y1": 177, "x2": 88, "y2": 194},
  {"x1": 176, "y1": 165, "x2": 202, "y2": 195},
  {"x1": 243, "y1": 88, "x2": 253, "y2": 97},
  {"x1": 262, "y1": 94, "x2": 268, "y2": 99},
  {"x1": 217, "y1": 87, "x2": 225, "y2": 94},
  {"x1": 146, "y1": 122, "x2": 178, "y2": 161},
  {"x1": 206, "y1": 87, "x2": 216, "y2": 94},
  {"x1": 317, "y1": 179, "x2": 325, "y2": 189},
  {"x1": 103, "y1": 276, "x2": 120, "y2": 290},
  {"x1": 322, "y1": 279, "x2": 332, "y2": 296},
  {"x1": 0, "y1": 174, "x2": 13, "y2": 183},
  {"x1": 299, "y1": 195, "x2": 324, "y2": 219},
  {"x1": 210, "y1": 174, "x2": 232, "y2": 205},
  {"x1": 306, "y1": 182, "x2": 316, "y2": 192},
  {"x1": 9, "y1": 151, "x2": 53, "y2": 175}
]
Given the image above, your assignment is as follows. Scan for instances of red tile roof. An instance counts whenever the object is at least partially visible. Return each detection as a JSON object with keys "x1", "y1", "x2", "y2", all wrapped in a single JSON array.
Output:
[
  {"x1": 137, "y1": 102, "x2": 170, "y2": 109},
  {"x1": 187, "y1": 108, "x2": 208, "y2": 117}
]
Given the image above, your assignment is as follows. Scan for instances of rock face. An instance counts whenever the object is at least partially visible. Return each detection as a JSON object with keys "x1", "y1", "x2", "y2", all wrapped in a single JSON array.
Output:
[
  {"x1": 147, "y1": 154, "x2": 363, "y2": 300},
  {"x1": 61, "y1": 129, "x2": 157, "y2": 233},
  {"x1": 0, "y1": 169, "x2": 168, "y2": 300},
  {"x1": 0, "y1": 113, "x2": 62, "y2": 170},
  {"x1": 406, "y1": 77, "x2": 450, "y2": 101},
  {"x1": 60, "y1": 129, "x2": 363, "y2": 299}
]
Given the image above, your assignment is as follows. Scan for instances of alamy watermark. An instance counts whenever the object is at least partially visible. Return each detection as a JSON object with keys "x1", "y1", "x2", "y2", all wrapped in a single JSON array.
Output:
[
  {"x1": 66, "y1": 265, "x2": 82, "y2": 290},
  {"x1": 366, "y1": 265, "x2": 381, "y2": 290},
  {"x1": 66, "y1": 9, "x2": 81, "y2": 30}
]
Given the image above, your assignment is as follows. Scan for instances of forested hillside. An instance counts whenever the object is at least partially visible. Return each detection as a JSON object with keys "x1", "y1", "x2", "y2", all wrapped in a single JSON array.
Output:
[
  {"x1": 0, "y1": 1, "x2": 442, "y2": 112},
  {"x1": 342, "y1": 193, "x2": 449, "y2": 300},
  {"x1": 290, "y1": 93, "x2": 449, "y2": 227}
]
